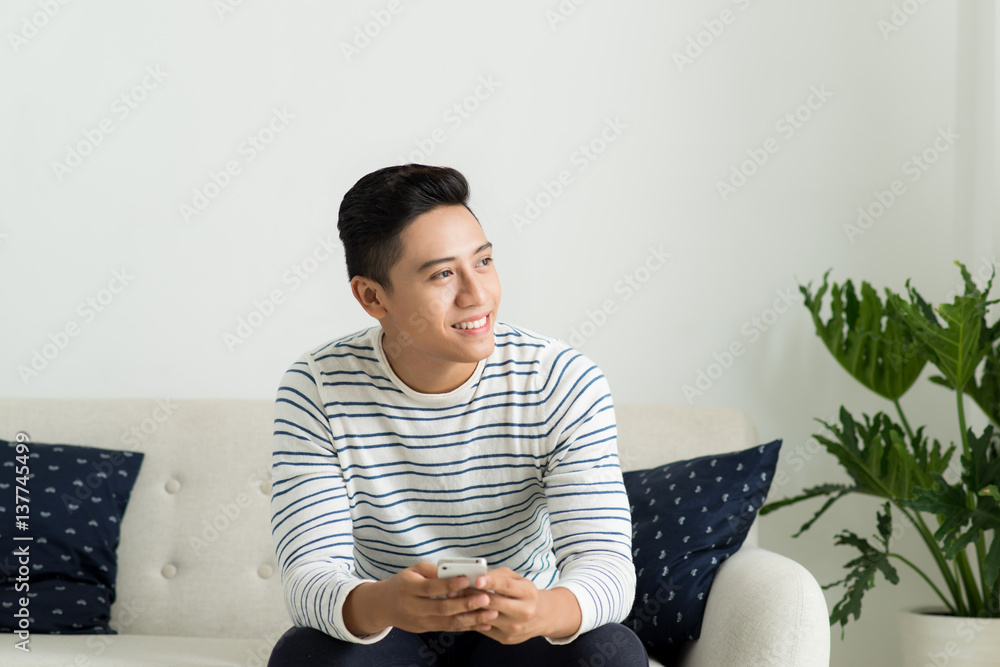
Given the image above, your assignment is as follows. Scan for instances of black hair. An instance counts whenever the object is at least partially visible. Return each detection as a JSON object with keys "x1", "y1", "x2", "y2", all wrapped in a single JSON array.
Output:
[{"x1": 337, "y1": 164, "x2": 473, "y2": 294}]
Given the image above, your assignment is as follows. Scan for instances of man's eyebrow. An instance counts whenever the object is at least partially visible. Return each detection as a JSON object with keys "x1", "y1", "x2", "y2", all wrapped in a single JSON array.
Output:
[{"x1": 416, "y1": 242, "x2": 493, "y2": 274}]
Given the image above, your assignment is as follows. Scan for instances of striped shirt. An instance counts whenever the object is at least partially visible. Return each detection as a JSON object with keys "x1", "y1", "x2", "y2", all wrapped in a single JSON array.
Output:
[{"x1": 270, "y1": 321, "x2": 635, "y2": 644}]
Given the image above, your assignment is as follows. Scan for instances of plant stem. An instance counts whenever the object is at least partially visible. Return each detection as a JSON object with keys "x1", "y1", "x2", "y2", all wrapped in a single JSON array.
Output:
[
  {"x1": 956, "y1": 551, "x2": 983, "y2": 614},
  {"x1": 908, "y1": 510, "x2": 966, "y2": 616},
  {"x1": 894, "y1": 398, "x2": 917, "y2": 443},
  {"x1": 905, "y1": 509, "x2": 964, "y2": 613},
  {"x1": 888, "y1": 552, "x2": 957, "y2": 615},
  {"x1": 955, "y1": 389, "x2": 986, "y2": 614},
  {"x1": 957, "y1": 390, "x2": 970, "y2": 458},
  {"x1": 977, "y1": 537, "x2": 989, "y2": 613}
]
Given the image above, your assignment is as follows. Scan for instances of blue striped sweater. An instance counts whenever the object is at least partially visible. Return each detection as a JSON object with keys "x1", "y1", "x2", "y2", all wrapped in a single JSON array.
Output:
[{"x1": 270, "y1": 321, "x2": 636, "y2": 643}]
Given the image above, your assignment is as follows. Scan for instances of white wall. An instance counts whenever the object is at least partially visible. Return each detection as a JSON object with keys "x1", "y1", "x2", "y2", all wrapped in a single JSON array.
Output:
[{"x1": 2, "y1": 1, "x2": 996, "y2": 665}]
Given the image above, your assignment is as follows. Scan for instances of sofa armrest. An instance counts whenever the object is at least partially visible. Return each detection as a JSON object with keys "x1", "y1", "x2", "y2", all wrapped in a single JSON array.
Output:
[{"x1": 680, "y1": 545, "x2": 830, "y2": 667}]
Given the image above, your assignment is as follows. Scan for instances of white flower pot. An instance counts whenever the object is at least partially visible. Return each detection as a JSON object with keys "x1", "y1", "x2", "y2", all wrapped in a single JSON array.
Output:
[{"x1": 899, "y1": 608, "x2": 1000, "y2": 667}]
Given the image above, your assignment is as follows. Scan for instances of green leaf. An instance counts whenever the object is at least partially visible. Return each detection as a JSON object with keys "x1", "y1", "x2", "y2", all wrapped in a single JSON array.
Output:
[
  {"x1": 985, "y1": 529, "x2": 1000, "y2": 591},
  {"x1": 825, "y1": 524, "x2": 900, "y2": 634},
  {"x1": 979, "y1": 485, "x2": 1000, "y2": 501},
  {"x1": 760, "y1": 483, "x2": 855, "y2": 515},
  {"x1": 904, "y1": 474, "x2": 973, "y2": 545},
  {"x1": 877, "y1": 501, "x2": 893, "y2": 544},
  {"x1": 800, "y1": 272, "x2": 926, "y2": 400},
  {"x1": 813, "y1": 408, "x2": 952, "y2": 500},
  {"x1": 792, "y1": 488, "x2": 856, "y2": 538},
  {"x1": 968, "y1": 352, "x2": 1000, "y2": 427},
  {"x1": 761, "y1": 483, "x2": 860, "y2": 538},
  {"x1": 902, "y1": 428, "x2": 1000, "y2": 572},
  {"x1": 889, "y1": 262, "x2": 997, "y2": 393},
  {"x1": 966, "y1": 426, "x2": 1000, "y2": 499}
]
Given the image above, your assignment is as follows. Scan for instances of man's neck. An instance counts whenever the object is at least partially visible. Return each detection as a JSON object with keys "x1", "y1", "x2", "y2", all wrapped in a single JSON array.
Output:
[{"x1": 381, "y1": 332, "x2": 479, "y2": 394}]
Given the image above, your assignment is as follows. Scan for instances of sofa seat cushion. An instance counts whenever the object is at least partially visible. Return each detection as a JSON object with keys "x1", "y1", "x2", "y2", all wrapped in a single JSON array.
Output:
[
  {"x1": 0, "y1": 631, "x2": 667, "y2": 666},
  {"x1": 0, "y1": 632, "x2": 286, "y2": 666}
]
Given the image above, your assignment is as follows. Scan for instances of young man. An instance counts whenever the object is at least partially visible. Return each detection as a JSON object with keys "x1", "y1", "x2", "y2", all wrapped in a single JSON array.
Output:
[{"x1": 267, "y1": 165, "x2": 645, "y2": 666}]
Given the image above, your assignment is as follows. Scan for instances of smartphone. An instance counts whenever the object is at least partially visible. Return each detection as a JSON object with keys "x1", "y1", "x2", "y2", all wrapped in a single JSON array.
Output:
[{"x1": 437, "y1": 557, "x2": 487, "y2": 582}]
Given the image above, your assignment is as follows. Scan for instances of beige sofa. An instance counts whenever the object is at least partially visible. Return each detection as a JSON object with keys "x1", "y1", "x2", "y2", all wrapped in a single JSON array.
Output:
[{"x1": 0, "y1": 399, "x2": 830, "y2": 666}]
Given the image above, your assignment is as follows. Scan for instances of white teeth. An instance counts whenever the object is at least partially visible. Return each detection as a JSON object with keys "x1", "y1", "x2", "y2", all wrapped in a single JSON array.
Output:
[{"x1": 453, "y1": 316, "x2": 487, "y2": 330}]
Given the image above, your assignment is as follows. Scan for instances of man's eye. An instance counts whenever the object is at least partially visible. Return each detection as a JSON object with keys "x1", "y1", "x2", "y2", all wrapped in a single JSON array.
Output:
[
  {"x1": 432, "y1": 269, "x2": 452, "y2": 279},
  {"x1": 478, "y1": 257, "x2": 493, "y2": 267}
]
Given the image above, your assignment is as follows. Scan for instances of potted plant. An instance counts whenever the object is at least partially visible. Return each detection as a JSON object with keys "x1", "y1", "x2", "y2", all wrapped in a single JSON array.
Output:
[{"x1": 761, "y1": 261, "x2": 1000, "y2": 666}]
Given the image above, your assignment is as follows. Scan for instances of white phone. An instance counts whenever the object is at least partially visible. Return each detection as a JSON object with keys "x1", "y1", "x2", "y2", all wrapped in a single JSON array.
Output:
[{"x1": 437, "y1": 557, "x2": 487, "y2": 582}]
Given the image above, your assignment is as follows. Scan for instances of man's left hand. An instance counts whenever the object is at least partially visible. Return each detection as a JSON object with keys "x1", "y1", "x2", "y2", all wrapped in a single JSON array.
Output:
[{"x1": 470, "y1": 568, "x2": 582, "y2": 644}]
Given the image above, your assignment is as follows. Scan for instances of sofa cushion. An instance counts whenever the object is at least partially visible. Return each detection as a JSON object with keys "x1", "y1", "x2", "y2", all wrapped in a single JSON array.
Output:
[
  {"x1": 621, "y1": 439, "x2": 781, "y2": 653},
  {"x1": 0, "y1": 438, "x2": 144, "y2": 634}
]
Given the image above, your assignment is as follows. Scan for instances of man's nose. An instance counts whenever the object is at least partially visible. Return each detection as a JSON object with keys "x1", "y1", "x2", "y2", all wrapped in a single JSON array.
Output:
[{"x1": 456, "y1": 271, "x2": 487, "y2": 305}]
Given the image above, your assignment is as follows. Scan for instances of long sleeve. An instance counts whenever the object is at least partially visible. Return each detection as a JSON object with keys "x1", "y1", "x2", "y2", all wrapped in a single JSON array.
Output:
[
  {"x1": 269, "y1": 355, "x2": 391, "y2": 643},
  {"x1": 541, "y1": 349, "x2": 636, "y2": 643}
]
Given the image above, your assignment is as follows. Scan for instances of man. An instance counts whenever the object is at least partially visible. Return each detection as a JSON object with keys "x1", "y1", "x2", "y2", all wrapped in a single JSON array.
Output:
[{"x1": 267, "y1": 164, "x2": 644, "y2": 666}]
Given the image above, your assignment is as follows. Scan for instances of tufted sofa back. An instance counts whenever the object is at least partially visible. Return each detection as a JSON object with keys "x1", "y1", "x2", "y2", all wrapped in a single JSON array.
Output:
[
  {"x1": 1, "y1": 398, "x2": 287, "y2": 639},
  {"x1": 0, "y1": 399, "x2": 759, "y2": 639}
]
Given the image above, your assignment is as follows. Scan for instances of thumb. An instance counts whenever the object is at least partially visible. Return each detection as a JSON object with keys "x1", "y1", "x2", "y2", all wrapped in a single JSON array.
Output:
[{"x1": 410, "y1": 560, "x2": 438, "y2": 579}]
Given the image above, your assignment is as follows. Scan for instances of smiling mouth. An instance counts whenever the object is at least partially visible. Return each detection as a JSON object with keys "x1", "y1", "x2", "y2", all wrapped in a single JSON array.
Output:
[{"x1": 451, "y1": 315, "x2": 489, "y2": 330}]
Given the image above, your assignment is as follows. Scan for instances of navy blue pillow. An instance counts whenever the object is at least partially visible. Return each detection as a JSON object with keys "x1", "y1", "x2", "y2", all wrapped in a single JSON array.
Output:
[
  {"x1": 622, "y1": 439, "x2": 781, "y2": 654},
  {"x1": 0, "y1": 438, "x2": 144, "y2": 634}
]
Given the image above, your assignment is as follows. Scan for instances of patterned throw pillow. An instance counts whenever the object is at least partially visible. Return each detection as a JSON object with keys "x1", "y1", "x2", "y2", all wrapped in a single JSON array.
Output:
[
  {"x1": 0, "y1": 438, "x2": 144, "y2": 634},
  {"x1": 621, "y1": 439, "x2": 781, "y2": 655}
]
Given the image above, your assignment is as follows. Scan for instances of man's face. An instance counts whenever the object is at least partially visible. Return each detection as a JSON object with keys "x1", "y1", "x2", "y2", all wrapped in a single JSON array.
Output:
[{"x1": 377, "y1": 204, "x2": 501, "y2": 371}]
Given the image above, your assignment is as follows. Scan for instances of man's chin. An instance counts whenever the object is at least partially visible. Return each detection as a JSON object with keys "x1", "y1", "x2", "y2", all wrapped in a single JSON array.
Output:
[{"x1": 455, "y1": 337, "x2": 495, "y2": 363}]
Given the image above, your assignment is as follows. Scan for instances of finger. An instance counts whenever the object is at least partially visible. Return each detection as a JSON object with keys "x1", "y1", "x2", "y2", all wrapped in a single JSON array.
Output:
[
  {"x1": 428, "y1": 575, "x2": 476, "y2": 599},
  {"x1": 447, "y1": 585, "x2": 488, "y2": 599},
  {"x1": 479, "y1": 572, "x2": 529, "y2": 599},
  {"x1": 418, "y1": 589, "x2": 491, "y2": 618},
  {"x1": 480, "y1": 591, "x2": 523, "y2": 616},
  {"x1": 449, "y1": 607, "x2": 499, "y2": 631}
]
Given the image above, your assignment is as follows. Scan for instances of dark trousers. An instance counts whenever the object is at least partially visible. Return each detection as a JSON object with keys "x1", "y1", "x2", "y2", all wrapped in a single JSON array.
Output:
[{"x1": 267, "y1": 622, "x2": 648, "y2": 667}]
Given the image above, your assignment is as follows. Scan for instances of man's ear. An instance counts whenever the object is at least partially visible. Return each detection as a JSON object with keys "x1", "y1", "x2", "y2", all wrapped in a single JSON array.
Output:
[{"x1": 350, "y1": 276, "x2": 389, "y2": 319}]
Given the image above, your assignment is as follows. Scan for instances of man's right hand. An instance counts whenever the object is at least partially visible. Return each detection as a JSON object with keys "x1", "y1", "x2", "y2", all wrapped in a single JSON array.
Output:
[{"x1": 343, "y1": 561, "x2": 498, "y2": 637}]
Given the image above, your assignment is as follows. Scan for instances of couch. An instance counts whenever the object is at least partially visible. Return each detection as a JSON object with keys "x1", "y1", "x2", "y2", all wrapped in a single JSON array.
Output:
[{"x1": 0, "y1": 398, "x2": 831, "y2": 666}]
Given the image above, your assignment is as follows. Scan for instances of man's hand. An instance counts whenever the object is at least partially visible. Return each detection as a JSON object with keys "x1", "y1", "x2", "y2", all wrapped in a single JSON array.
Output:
[
  {"x1": 472, "y1": 568, "x2": 582, "y2": 644},
  {"x1": 343, "y1": 561, "x2": 498, "y2": 637}
]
